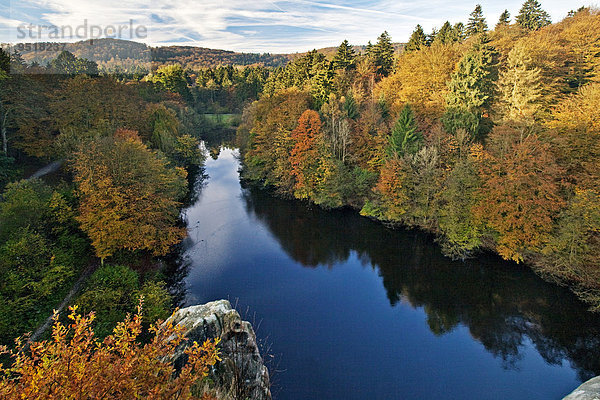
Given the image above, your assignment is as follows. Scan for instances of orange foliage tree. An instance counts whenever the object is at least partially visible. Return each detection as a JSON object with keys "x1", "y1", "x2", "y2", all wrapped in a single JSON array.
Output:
[
  {"x1": 474, "y1": 127, "x2": 565, "y2": 262},
  {"x1": 290, "y1": 110, "x2": 327, "y2": 200},
  {"x1": 72, "y1": 132, "x2": 187, "y2": 261},
  {"x1": 0, "y1": 305, "x2": 220, "y2": 400}
]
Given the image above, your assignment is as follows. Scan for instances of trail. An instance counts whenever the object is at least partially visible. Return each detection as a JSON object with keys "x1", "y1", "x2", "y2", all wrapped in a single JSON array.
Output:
[
  {"x1": 27, "y1": 159, "x2": 64, "y2": 180},
  {"x1": 23, "y1": 262, "x2": 98, "y2": 350}
]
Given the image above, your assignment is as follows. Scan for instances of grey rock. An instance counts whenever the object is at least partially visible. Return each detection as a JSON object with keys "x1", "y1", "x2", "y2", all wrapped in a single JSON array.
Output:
[
  {"x1": 167, "y1": 300, "x2": 271, "y2": 400},
  {"x1": 564, "y1": 377, "x2": 600, "y2": 400}
]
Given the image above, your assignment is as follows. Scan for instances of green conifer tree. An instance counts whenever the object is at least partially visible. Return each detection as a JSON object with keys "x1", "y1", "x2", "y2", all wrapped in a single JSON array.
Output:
[
  {"x1": 405, "y1": 25, "x2": 427, "y2": 52},
  {"x1": 496, "y1": 10, "x2": 511, "y2": 28},
  {"x1": 435, "y1": 22, "x2": 455, "y2": 44},
  {"x1": 453, "y1": 23, "x2": 466, "y2": 42},
  {"x1": 466, "y1": 4, "x2": 488, "y2": 36},
  {"x1": 516, "y1": 0, "x2": 551, "y2": 30},
  {"x1": 442, "y1": 36, "x2": 498, "y2": 137},
  {"x1": 333, "y1": 40, "x2": 357, "y2": 70},
  {"x1": 387, "y1": 104, "x2": 423, "y2": 157},
  {"x1": 369, "y1": 31, "x2": 395, "y2": 76}
]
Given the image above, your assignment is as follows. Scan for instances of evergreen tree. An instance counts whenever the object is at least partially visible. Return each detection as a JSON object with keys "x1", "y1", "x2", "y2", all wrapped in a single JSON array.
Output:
[
  {"x1": 405, "y1": 25, "x2": 427, "y2": 52},
  {"x1": 387, "y1": 104, "x2": 423, "y2": 157},
  {"x1": 344, "y1": 91, "x2": 359, "y2": 120},
  {"x1": 442, "y1": 36, "x2": 497, "y2": 136},
  {"x1": 369, "y1": 31, "x2": 395, "y2": 76},
  {"x1": 333, "y1": 40, "x2": 357, "y2": 70},
  {"x1": 453, "y1": 22, "x2": 466, "y2": 42},
  {"x1": 0, "y1": 48, "x2": 10, "y2": 76},
  {"x1": 496, "y1": 10, "x2": 511, "y2": 28},
  {"x1": 516, "y1": 0, "x2": 551, "y2": 30},
  {"x1": 466, "y1": 4, "x2": 488, "y2": 36},
  {"x1": 310, "y1": 60, "x2": 335, "y2": 108},
  {"x1": 435, "y1": 22, "x2": 454, "y2": 45}
]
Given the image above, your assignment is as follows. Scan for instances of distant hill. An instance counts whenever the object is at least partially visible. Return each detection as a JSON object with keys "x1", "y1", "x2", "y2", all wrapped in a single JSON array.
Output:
[
  {"x1": 12, "y1": 38, "x2": 404, "y2": 72},
  {"x1": 151, "y1": 45, "x2": 289, "y2": 68},
  {"x1": 14, "y1": 38, "x2": 291, "y2": 71}
]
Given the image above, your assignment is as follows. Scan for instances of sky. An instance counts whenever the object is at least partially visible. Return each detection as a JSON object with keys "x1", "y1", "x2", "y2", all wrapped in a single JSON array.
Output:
[{"x1": 0, "y1": 0, "x2": 589, "y2": 53}]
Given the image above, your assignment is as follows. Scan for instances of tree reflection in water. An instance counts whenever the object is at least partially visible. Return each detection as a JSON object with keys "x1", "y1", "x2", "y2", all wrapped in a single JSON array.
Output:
[{"x1": 239, "y1": 184, "x2": 600, "y2": 381}]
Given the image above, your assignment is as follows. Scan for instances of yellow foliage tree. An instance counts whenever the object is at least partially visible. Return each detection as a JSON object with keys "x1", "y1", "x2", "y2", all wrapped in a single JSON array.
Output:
[
  {"x1": 72, "y1": 132, "x2": 187, "y2": 261},
  {"x1": 0, "y1": 305, "x2": 220, "y2": 400},
  {"x1": 375, "y1": 43, "x2": 464, "y2": 119}
]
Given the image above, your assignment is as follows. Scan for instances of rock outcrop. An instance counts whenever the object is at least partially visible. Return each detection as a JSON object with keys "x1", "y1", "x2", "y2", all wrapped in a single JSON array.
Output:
[
  {"x1": 167, "y1": 300, "x2": 271, "y2": 400},
  {"x1": 564, "y1": 377, "x2": 600, "y2": 400}
]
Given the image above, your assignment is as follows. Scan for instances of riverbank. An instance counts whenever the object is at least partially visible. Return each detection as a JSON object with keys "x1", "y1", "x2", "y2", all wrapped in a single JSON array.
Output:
[{"x1": 179, "y1": 147, "x2": 600, "y2": 399}]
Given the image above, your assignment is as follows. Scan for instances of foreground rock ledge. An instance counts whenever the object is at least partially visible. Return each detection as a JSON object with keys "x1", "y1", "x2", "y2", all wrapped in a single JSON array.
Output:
[
  {"x1": 564, "y1": 376, "x2": 600, "y2": 400},
  {"x1": 167, "y1": 300, "x2": 271, "y2": 400}
]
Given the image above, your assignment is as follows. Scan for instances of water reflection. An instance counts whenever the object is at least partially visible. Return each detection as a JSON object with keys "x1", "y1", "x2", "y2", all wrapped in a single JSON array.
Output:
[{"x1": 241, "y1": 184, "x2": 600, "y2": 381}]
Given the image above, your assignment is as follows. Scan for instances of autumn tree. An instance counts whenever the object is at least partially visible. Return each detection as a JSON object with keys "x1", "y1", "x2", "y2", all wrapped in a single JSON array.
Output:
[
  {"x1": 51, "y1": 76, "x2": 147, "y2": 156},
  {"x1": 466, "y1": 4, "x2": 488, "y2": 36},
  {"x1": 243, "y1": 88, "x2": 311, "y2": 191},
  {"x1": 361, "y1": 158, "x2": 408, "y2": 222},
  {"x1": 560, "y1": 8, "x2": 600, "y2": 88},
  {"x1": 474, "y1": 127, "x2": 564, "y2": 262},
  {"x1": 72, "y1": 133, "x2": 187, "y2": 262},
  {"x1": 376, "y1": 42, "x2": 462, "y2": 119},
  {"x1": 547, "y1": 82, "x2": 600, "y2": 188},
  {"x1": 516, "y1": 0, "x2": 551, "y2": 31},
  {"x1": 438, "y1": 155, "x2": 482, "y2": 260},
  {"x1": 290, "y1": 110, "x2": 327, "y2": 200},
  {"x1": 0, "y1": 305, "x2": 220, "y2": 400},
  {"x1": 497, "y1": 42, "x2": 543, "y2": 124}
]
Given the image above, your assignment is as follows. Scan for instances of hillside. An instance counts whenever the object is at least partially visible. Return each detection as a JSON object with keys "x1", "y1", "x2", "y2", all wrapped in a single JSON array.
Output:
[{"x1": 16, "y1": 38, "x2": 290, "y2": 70}]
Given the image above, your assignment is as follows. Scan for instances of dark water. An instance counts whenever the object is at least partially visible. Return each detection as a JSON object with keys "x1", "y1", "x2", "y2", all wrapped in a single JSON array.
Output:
[{"x1": 177, "y1": 147, "x2": 600, "y2": 400}]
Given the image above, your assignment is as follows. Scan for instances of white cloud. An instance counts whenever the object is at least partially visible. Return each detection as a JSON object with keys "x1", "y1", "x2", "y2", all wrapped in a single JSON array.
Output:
[{"x1": 1, "y1": 0, "x2": 590, "y2": 52}]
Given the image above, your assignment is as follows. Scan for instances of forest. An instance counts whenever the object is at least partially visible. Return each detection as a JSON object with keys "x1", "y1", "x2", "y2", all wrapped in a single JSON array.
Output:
[
  {"x1": 0, "y1": 38, "x2": 254, "y2": 398},
  {"x1": 0, "y1": 0, "x2": 599, "y2": 397},
  {"x1": 236, "y1": 3, "x2": 600, "y2": 308}
]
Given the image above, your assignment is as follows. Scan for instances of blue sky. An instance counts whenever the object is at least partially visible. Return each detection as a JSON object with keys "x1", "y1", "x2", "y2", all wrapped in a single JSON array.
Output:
[{"x1": 0, "y1": 0, "x2": 589, "y2": 53}]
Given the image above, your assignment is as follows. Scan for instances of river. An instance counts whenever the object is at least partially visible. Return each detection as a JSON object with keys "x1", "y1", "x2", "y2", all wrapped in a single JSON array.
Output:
[{"x1": 175, "y1": 146, "x2": 600, "y2": 400}]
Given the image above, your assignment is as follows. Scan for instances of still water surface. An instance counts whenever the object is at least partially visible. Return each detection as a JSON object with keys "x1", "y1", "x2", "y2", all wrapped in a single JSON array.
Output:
[{"x1": 178, "y1": 147, "x2": 600, "y2": 400}]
